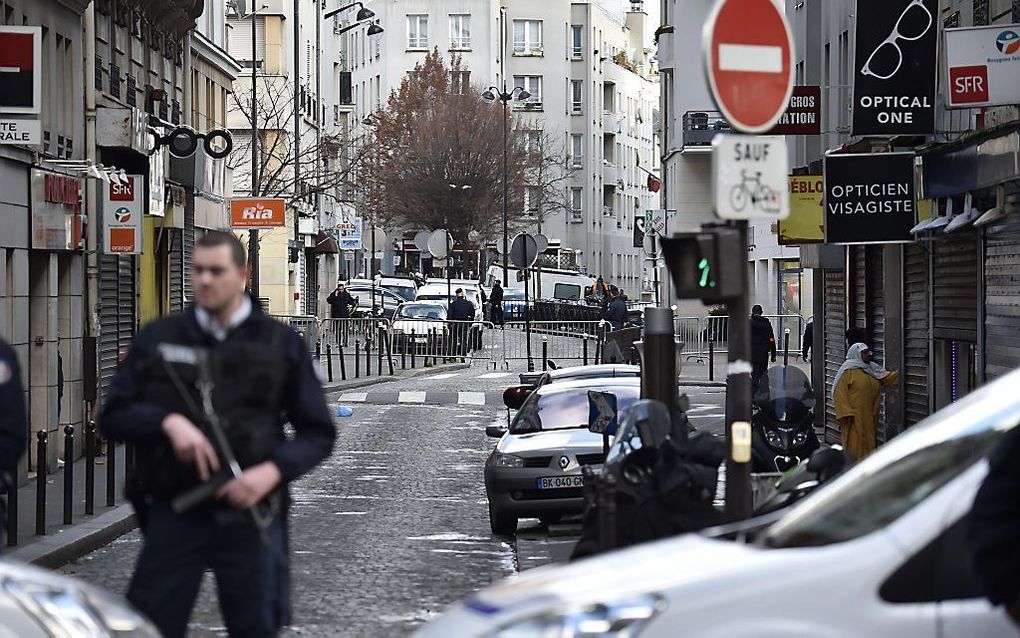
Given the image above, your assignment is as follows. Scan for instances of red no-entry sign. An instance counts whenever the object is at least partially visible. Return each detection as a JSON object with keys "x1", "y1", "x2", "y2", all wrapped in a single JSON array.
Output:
[{"x1": 703, "y1": 0, "x2": 794, "y2": 133}]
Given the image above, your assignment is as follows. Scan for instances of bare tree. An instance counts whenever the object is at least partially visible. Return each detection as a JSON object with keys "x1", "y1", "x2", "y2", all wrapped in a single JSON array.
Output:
[{"x1": 522, "y1": 129, "x2": 574, "y2": 234}]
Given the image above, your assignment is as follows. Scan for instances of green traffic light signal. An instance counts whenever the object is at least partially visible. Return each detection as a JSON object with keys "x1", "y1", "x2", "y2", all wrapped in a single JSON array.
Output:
[{"x1": 697, "y1": 257, "x2": 715, "y2": 288}]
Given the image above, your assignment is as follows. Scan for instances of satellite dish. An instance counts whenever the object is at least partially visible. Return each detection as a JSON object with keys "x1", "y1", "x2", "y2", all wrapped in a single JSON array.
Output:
[
  {"x1": 534, "y1": 233, "x2": 549, "y2": 253},
  {"x1": 414, "y1": 231, "x2": 432, "y2": 252},
  {"x1": 370, "y1": 226, "x2": 387, "y2": 248},
  {"x1": 427, "y1": 228, "x2": 453, "y2": 258}
]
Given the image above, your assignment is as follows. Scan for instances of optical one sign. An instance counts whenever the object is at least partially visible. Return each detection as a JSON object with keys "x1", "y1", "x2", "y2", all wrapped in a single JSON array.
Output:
[
  {"x1": 824, "y1": 153, "x2": 917, "y2": 244},
  {"x1": 852, "y1": 0, "x2": 938, "y2": 136}
]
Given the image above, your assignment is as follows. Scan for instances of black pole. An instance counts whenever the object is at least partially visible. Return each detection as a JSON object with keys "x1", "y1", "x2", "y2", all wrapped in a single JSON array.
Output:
[
  {"x1": 501, "y1": 95, "x2": 509, "y2": 287},
  {"x1": 410, "y1": 329, "x2": 416, "y2": 368},
  {"x1": 525, "y1": 270, "x2": 534, "y2": 371},
  {"x1": 355, "y1": 340, "x2": 361, "y2": 378},
  {"x1": 5, "y1": 467, "x2": 17, "y2": 546},
  {"x1": 85, "y1": 420, "x2": 95, "y2": 515},
  {"x1": 326, "y1": 343, "x2": 334, "y2": 382},
  {"x1": 377, "y1": 324, "x2": 383, "y2": 374},
  {"x1": 63, "y1": 426, "x2": 74, "y2": 525},
  {"x1": 583, "y1": 335, "x2": 589, "y2": 366},
  {"x1": 641, "y1": 307, "x2": 679, "y2": 412},
  {"x1": 783, "y1": 329, "x2": 791, "y2": 367},
  {"x1": 542, "y1": 338, "x2": 548, "y2": 371},
  {"x1": 106, "y1": 439, "x2": 116, "y2": 507},
  {"x1": 293, "y1": 0, "x2": 301, "y2": 277},
  {"x1": 724, "y1": 221, "x2": 753, "y2": 520},
  {"x1": 366, "y1": 334, "x2": 372, "y2": 376},
  {"x1": 249, "y1": 3, "x2": 260, "y2": 298},
  {"x1": 709, "y1": 339, "x2": 715, "y2": 382},
  {"x1": 339, "y1": 344, "x2": 347, "y2": 380},
  {"x1": 35, "y1": 431, "x2": 47, "y2": 535}
]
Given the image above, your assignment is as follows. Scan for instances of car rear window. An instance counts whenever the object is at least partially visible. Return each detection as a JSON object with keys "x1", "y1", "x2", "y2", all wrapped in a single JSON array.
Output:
[{"x1": 510, "y1": 385, "x2": 640, "y2": 434}]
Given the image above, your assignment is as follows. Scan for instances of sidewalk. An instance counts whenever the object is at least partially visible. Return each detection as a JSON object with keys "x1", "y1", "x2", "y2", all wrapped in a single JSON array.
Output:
[{"x1": 678, "y1": 352, "x2": 810, "y2": 387}]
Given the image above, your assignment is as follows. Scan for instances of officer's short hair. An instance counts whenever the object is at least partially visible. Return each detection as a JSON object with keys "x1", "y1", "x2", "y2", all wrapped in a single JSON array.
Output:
[
  {"x1": 455, "y1": 288, "x2": 464, "y2": 294},
  {"x1": 197, "y1": 231, "x2": 247, "y2": 268}
]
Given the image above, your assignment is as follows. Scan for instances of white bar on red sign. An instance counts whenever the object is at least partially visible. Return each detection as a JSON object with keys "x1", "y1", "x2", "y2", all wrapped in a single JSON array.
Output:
[{"x1": 718, "y1": 43, "x2": 783, "y2": 73}]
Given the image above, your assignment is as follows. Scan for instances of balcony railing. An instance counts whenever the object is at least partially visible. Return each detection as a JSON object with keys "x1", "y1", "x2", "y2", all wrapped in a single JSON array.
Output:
[{"x1": 682, "y1": 110, "x2": 731, "y2": 150}]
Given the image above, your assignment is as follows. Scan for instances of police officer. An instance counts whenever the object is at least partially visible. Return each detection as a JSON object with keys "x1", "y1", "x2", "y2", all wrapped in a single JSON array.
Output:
[
  {"x1": 0, "y1": 338, "x2": 27, "y2": 541},
  {"x1": 449, "y1": 288, "x2": 476, "y2": 356},
  {"x1": 101, "y1": 231, "x2": 335, "y2": 637},
  {"x1": 750, "y1": 305, "x2": 777, "y2": 391}
]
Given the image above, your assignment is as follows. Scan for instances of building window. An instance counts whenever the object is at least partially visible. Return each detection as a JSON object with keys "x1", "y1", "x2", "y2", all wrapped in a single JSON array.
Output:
[
  {"x1": 513, "y1": 75, "x2": 542, "y2": 107},
  {"x1": 570, "y1": 187, "x2": 583, "y2": 220},
  {"x1": 570, "y1": 80, "x2": 583, "y2": 114},
  {"x1": 450, "y1": 70, "x2": 471, "y2": 94},
  {"x1": 524, "y1": 186, "x2": 540, "y2": 216},
  {"x1": 449, "y1": 14, "x2": 470, "y2": 49},
  {"x1": 513, "y1": 19, "x2": 543, "y2": 55},
  {"x1": 523, "y1": 129, "x2": 542, "y2": 155},
  {"x1": 570, "y1": 25, "x2": 583, "y2": 58},
  {"x1": 570, "y1": 134, "x2": 583, "y2": 168},
  {"x1": 407, "y1": 14, "x2": 429, "y2": 49}
]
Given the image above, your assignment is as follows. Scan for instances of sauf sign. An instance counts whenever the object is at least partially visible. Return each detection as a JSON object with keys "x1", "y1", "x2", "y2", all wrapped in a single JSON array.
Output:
[
  {"x1": 852, "y1": 0, "x2": 938, "y2": 136},
  {"x1": 229, "y1": 197, "x2": 286, "y2": 228},
  {"x1": 712, "y1": 134, "x2": 789, "y2": 221}
]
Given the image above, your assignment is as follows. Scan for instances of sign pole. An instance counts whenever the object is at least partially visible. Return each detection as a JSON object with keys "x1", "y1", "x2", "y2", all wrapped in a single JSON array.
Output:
[
  {"x1": 249, "y1": 4, "x2": 260, "y2": 299},
  {"x1": 723, "y1": 221, "x2": 752, "y2": 520}
]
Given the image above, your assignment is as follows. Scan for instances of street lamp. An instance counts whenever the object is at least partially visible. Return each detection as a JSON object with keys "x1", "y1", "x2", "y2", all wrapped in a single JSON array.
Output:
[{"x1": 482, "y1": 85, "x2": 530, "y2": 287}]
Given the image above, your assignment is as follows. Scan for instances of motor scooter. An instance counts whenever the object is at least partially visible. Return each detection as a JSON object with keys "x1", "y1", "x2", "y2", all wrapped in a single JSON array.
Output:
[{"x1": 750, "y1": 364, "x2": 820, "y2": 472}]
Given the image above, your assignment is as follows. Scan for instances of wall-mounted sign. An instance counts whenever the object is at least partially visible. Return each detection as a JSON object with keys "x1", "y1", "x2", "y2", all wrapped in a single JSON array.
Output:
[
  {"x1": 945, "y1": 24, "x2": 1020, "y2": 108},
  {"x1": 30, "y1": 169, "x2": 83, "y2": 250},
  {"x1": 0, "y1": 27, "x2": 41, "y2": 114},
  {"x1": 338, "y1": 216, "x2": 362, "y2": 250},
  {"x1": 102, "y1": 175, "x2": 143, "y2": 254},
  {"x1": 766, "y1": 85, "x2": 822, "y2": 135},
  {"x1": 0, "y1": 118, "x2": 39, "y2": 145},
  {"x1": 779, "y1": 176, "x2": 824, "y2": 245},
  {"x1": 712, "y1": 134, "x2": 789, "y2": 221},
  {"x1": 824, "y1": 153, "x2": 917, "y2": 244},
  {"x1": 229, "y1": 197, "x2": 286, "y2": 228},
  {"x1": 852, "y1": 0, "x2": 938, "y2": 136}
]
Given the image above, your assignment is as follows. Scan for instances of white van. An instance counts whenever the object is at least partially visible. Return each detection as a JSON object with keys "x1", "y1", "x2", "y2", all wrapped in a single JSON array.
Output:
[{"x1": 485, "y1": 265, "x2": 595, "y2": 302}]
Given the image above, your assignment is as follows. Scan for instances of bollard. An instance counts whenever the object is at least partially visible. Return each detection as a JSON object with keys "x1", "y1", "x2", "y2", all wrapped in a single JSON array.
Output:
[
  {"x1": 35, "y1": 431, "x2": 47, "y2": 536},
  {"x1": 5, "y1": 468, "x2": 17, "y2": 545},
  {"x1": 410, "y1": 330, "x2": 417, "y2": 369},
  {"x1": 326, "y1": 344, "x2": 334, "y2": 382},
  {"x1": 542, "y1": 338, "x2": 548, "y2": 371},
  {"x1": 106, "y1": 439, "x2": 116, "y2": 507},
  {"x1": 709, "y1": 339, "x2": 715, "y2": 382},
  {"x1": 355, "y1": 340, "x2": 361, "y2": 378},
  {"x1": 783, "y1": 329, "x2": 791, "y2": 367},
  {"x1": 377, "y1": 326, "x2": 384, "y2": 375},
  {"x1": 385, "y1": 329, "x2": 395, "y2": 376},
  {"x1": 401, "y1": 335, "x2": 407, "y2": 369},
  {"x1": 315, "y1": 339, "x2": 321, "y2": 360},
  {"x1": 63, "y1": 426, "x2": 74, "y2": 525},
  {"x1": 339, "y1": 344, "x2": 347, "y2": 381},
  {"x1": 366, "y1": 335, "x2": 373, "y2": 377},
  {"x1": 85, "y1": 421, "x2": 96, "y2": 515},
  {"x1": 583, "y1": 335, "x2": 589, "y2": 366}
]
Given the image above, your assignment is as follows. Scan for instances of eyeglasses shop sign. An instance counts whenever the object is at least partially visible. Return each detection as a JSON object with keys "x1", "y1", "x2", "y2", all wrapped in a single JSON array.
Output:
[
  {"x1": 852, "y1": 0, "x2": 938, "y2": 136},
  {"x1": 824, "y1": 153, "x2": 917, "y2": 244}
]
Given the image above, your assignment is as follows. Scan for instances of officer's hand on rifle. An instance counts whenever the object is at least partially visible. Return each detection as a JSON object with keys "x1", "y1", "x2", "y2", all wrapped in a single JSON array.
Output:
[
  {"x1": 162, "y1": 413, "x2": 220, "y2": 481},
  {"x1": 216, "y1": 461, "x2": 282, "y2": 509}
]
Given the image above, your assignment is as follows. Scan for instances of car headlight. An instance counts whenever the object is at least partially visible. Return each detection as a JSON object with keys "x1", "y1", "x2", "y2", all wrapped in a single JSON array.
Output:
[
  {"x1": 3, "y1": 576, "x2": 159, "y2": 637},
  {"x1": 490, "y1": 452, "x2": 525, "y2": 468},
  {"x1": 492, "y1": 594, "x2": 665, "y2": 637}
]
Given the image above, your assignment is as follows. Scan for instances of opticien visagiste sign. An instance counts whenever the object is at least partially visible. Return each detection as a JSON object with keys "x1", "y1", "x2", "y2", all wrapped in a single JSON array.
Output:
[{"x1": 824, "y1": 152, "x2": 918, "y2": 244}]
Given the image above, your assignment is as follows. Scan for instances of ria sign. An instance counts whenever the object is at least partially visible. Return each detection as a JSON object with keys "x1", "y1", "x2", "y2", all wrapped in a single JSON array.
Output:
[{"x1": 230, "y1": 197, "x2": 286, "y2": 229}]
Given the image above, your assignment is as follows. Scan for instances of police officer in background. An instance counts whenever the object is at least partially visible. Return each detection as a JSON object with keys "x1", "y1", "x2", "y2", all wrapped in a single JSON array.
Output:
[
  {"x1": 102, "y1": 231, "x2": 335, "y2": 637},
  {"x1": 750, "y1": 305, "x2": 777, "y2": 391},
  {"x1": 0, "y1": 338, "x2": 27, "y2": 542}
]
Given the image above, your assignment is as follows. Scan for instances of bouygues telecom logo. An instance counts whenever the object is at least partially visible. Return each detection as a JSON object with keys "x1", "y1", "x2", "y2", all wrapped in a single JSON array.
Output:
[
  {"x1": 995, "y1": 30, "x2": 1020, "y2": 55},
  {"x1": 113, "y1": 206, "x2": 132, "y2": 223}
]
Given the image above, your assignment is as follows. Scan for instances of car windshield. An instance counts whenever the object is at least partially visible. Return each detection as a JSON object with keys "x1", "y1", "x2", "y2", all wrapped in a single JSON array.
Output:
[
  {"x1": 397, "y1": 304, "x2": 446, "y2": 319},
  {"x1": 758, "y1": 373, "x2": 1020, "y2": 549},
  {"x1": 385, "y1": 285, "x2": 417, "y2": 301},
  {"x1": 510, "y1": 385, "x2": 640, "y2": 434}
]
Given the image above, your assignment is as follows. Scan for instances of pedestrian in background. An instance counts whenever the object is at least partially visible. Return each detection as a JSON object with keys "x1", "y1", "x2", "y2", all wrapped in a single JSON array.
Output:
[
  {"x1": 101, "y1": 231, "x2": 335, "y2": 637},
  {"x1": 449, "y1": 288, "x2": 476, "y2": 356},
  {"x1": 750, "y1": 305, "x2": 777, "y2": 391},
  {"x1": 801, "y1": 319, "x2": 813, "y2": 362},
  {"x1": 326, "y1": 282, "x2": 356, "y2": 319},
  {"x1": 603, "y1": 286, "x2": 628, "y2": 331},
  {"x1": 489, "y1": 280, "x2": 505, "y2": 326},
  {"x1": 0, "y1": 338, "x2": 26, "y2": 545},
  {"x1": 832, "y1": 342, "x2": 899, "y2": 461}
]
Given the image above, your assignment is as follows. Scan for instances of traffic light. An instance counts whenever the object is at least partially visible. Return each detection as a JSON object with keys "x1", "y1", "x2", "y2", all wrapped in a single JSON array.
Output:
[{"x1": 660, "y1": 229, "x2": 742, "y2": 302}]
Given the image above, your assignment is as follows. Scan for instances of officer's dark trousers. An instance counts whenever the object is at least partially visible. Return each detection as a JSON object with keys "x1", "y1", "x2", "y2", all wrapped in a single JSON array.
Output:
[
  {"x1": 751, "y1": 355, "x2": 769, "y2": 393},
  {"x1": 127, "y1": 502, "x2": 287, "y2": 638}
]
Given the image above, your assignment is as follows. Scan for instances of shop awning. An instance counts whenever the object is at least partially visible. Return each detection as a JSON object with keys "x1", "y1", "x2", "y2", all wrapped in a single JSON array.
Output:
[
  {"x1": 920, "y1": 123, "x2": 1020, "y2": 198},
  {"x1": 313, "y1": 230, "x2": 339, "y2": 254}
]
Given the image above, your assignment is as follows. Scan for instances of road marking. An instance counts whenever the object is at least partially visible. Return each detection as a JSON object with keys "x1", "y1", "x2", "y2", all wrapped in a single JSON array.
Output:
[
  {"x1": 427, "y1": 373, "x2": 460, "y2": 380},
  {"x1": 718, "y1": 43, "x2": 783, "y2": 73},
  {"x1": 458, "y1": 392, "x2": 486, "y2": 405},
  {"x1": 339, "y1": 392, "x2": 368, "y2": 402},
  {"x1": 398, "y1": 391, "x2": 427, "y2": 403},
  {"x1": 477, "y1": 372, "x2": 511, "y2": 379}
]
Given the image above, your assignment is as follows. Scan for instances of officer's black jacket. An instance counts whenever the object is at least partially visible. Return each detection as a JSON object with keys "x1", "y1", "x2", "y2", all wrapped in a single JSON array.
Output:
[
  {"x1": 0, "y1": 339, "x2": 26, "y2": 485},
  {"x1": 450, "y1": 297, "x2": 475, "y2": 321},
  {"x1": 101, "y1": 301, "x2": 335, "y2": 494},
  {"x1": 750, "y1": 316, "x2": 777, "y2": 360}
]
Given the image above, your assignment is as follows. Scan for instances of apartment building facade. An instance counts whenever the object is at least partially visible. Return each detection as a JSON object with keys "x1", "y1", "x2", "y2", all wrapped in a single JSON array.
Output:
[{"x1": 337, "y1": 0, "x2": 660, "y2": 294}]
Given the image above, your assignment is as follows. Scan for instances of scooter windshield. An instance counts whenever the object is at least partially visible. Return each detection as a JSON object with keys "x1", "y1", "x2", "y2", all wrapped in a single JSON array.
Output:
[{"x1": 754, "y1": 366, "x2": 815, "y2": 421}]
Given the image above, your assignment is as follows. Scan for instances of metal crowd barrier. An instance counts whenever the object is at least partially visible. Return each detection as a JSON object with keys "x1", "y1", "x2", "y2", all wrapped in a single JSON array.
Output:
[
  {"x1": 675, "y1": 316, "x2": 705, "y2": 362},
  {"x1": 692, "y1": 314, "x2": 805, "y2": 360},
  {"x1": 496, "y1": 320, "x2": 606, "y2": 368},
  {"x1": 268, "y1": 314, "x2": 320, "y2": 353},
  {"x1": 387, "y1": 319, "x2": 495, "y2": 369}
]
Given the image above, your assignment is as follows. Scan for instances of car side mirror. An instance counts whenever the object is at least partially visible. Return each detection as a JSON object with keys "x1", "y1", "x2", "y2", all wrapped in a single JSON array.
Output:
[
  {"x1": 806, "y1": 446, "x2": 849, "y2": 481},
  {"x1": 485, "y1": 425, "x2": 507, "y2": 438},
  {"x1": 503, "y1": 385, "x2": 532, "y2": 410}
]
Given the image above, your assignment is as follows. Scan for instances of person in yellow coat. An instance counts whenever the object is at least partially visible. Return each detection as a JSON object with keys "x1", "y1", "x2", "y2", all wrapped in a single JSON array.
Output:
[{"x1": 833, "y1": 343, "x2": 899, "y2": 460}]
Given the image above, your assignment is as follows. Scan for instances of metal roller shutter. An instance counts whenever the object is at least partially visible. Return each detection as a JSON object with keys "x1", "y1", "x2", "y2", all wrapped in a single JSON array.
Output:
[
  {"x1": 984, "y1": 215, "x2": 1020, "y2": 380},
  {"x1": 866, "y1": 246, "x2": 887, "y2": 442},
  {"x1": 823, "y1": 269, "x2": 846, "y2": 444},
  {"x1": 852, "y1": 247, "x2": 866, "y2": 335},
  {"x1": 98, "y1": 255, "x2": 120, "y2": 399},
  {"x1": 903, "y1": 244, "x2": 930, "y2": 427},
  {"x1": 183, "y1": 203, "x2": 195, "y2": 305},
  {"x1": 933, "y1": 236, "x2": 978, "y2": 342},
  {"x1": 305, "y1": 250, "x2": 318, "y2": 317},
  {"x1": 117, "y1": 255, "x2": 136, "y2": 362},
  {"x1": 168, "y1": 228, "x2": 184, "y2": 313}
]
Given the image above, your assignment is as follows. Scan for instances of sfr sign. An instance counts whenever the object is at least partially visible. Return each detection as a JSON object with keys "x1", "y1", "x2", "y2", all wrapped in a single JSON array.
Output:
[{"x1": 949, "y1": 65, "x2": 989, "y2": 104}]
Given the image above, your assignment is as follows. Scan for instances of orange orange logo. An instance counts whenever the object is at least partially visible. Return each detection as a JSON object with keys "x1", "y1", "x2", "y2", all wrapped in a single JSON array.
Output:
[
  {"x1": 108, "y1": 227, "x2": 137, "y2": 253},
  {"x1": 230, "y1": 198, "x2": 286, "y2": 228}
]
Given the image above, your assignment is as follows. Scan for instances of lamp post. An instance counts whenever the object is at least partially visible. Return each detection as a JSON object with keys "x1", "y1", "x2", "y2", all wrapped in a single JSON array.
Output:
[{"x1": 482, "y1": 86, "x2": 530, "y2": 287}]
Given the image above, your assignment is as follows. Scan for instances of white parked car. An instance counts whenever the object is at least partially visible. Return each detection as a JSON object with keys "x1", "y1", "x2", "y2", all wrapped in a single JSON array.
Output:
[
  {"x1": 390, "y1": 302, "x2": 450, "y2": 354},
  {"x1": 420, "y1": 368, "x2": 1020, "y2": 637},
  {"x1": 0, "y1": 559, "x2": 158, "y2": 636}
]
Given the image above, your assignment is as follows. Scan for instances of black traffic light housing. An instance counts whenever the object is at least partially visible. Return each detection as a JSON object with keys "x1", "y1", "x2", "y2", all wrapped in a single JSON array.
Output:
[
  {"x1": 660, "y1": 229, "x2": 743, "y2": 303},
  {"x1": 288, "y1": 241, "x2": 301, "y2": 264}
]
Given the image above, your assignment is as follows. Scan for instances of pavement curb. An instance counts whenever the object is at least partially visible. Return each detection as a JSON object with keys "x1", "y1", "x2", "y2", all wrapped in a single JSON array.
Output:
[
  {"x1": 323, "y1": 362, "x2": 473, "y2": 397},
  {"x1": 679, "y1": 379, "x2": 727, "y2": 388},
  {"x1": 7, "y1": 504, "x2": 137, "y2": 569}
]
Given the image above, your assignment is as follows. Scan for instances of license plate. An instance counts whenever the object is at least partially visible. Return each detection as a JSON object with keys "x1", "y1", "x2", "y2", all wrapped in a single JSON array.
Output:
[{"x1": 536, "y1": 475, "x2": 584, "y2": 490}]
